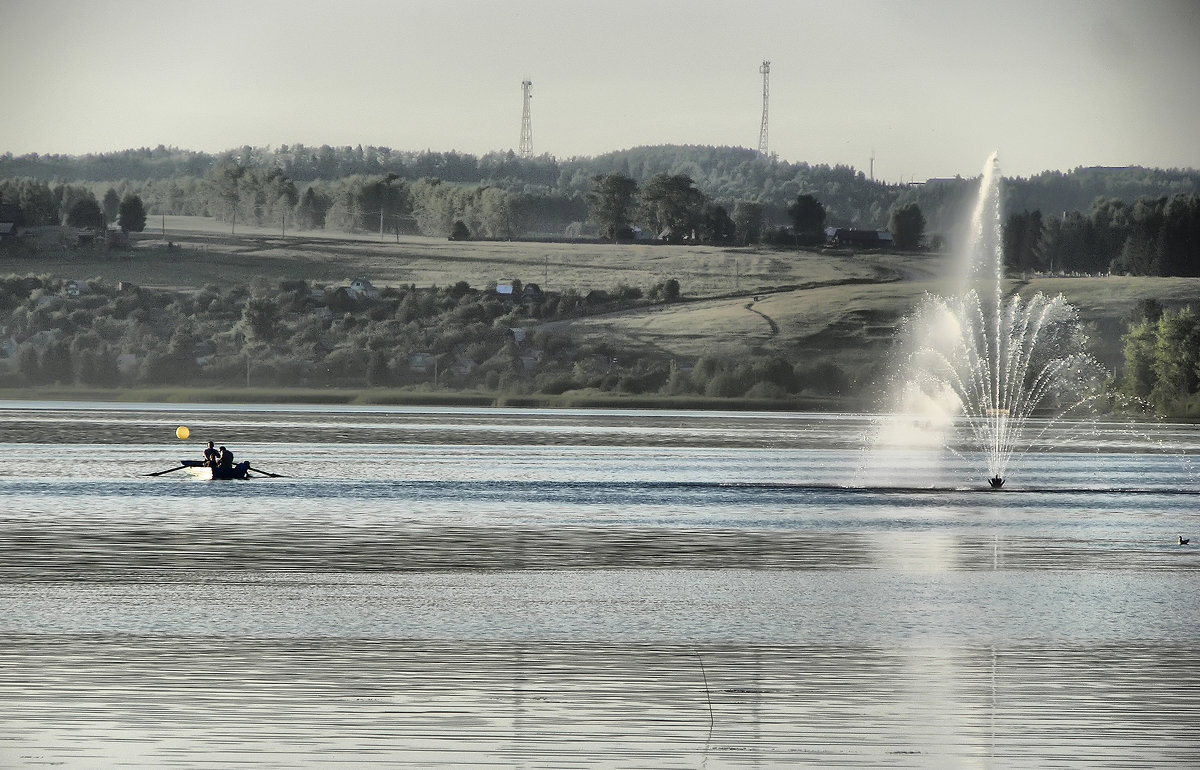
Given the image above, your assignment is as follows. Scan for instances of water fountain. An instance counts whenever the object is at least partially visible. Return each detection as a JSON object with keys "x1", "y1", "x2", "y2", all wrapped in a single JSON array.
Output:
[{"x1": 878, "y1": 153, "x2": 1110, "y2": 488}]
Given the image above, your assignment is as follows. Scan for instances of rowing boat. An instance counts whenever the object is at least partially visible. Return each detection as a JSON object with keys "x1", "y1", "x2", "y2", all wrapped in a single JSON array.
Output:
[
  {"x1": 145, "y1": 460, "x2": 283, "y2": 479},
  {"x1": 180, "y1": 460, "x2": 251, "y2": 480}
]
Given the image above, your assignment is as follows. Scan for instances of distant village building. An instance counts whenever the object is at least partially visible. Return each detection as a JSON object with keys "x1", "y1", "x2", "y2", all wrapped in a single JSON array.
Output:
[
  {"x1": 347, "y1": 278, "x2": 378, "y2": 299},
  {"x1": 828, "y1": 228, "x2": 892, "y2": 249}
]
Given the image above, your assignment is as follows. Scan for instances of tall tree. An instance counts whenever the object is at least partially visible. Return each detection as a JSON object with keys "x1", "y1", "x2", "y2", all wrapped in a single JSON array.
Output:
[
  {"x1": 8, "y1": 179, "x2": 58, "y2": 226},
  {"x1": 1003, "y1": 209, "x2": 1044, "y2": 272},
  {"x1": 1150, "y1": 307, "x2": 1200, "y2": 413},
  {"x1": 697, "y1": 202, "x2": 734, "y2": 243},
  {"x1": 639, "y1": 173, "x2": 705, "y2": 240},
  {"x1": 205, "y1": 162, "x2": 246, "y2": 233},
  {"x1": 1121, "y1": 318, "x2": 1157, "y2": 400},
  {"x1": 479, "y1": 186, "x2": 522, "y2": 239},
  {"x1": 117, "y1": 193, "x2": 147, "y2": 233},
  {"x1": 1040, "y1": 211, "x2": 1094, "y2": 273},
  {"x1": 241, "y1": 294, "x2": 281, "y2": 344},
  {"x1": 732, "y1": 201, "x2": 764, "y2": 245},
  {"x1": 102, "y1": 187, "x2": 121, "y2": 224},
  {"x1": 586, "y1": 173, "x2": 638, "y2": 240},
  {"x1": 1157, "y1": 194, "x2": 1200, "y2": 277},
  {"x1": 55, "y1": 184, "x2": 97, "y2": 225},
  {"x1": 66, "y1": 196, "x2": 105, "y2": 229},
  {"x1": 889, "y1": 202, "x2": 926, "y2": 251},
  {"x1": 295, "y1": 186, "x2": 328, "y2": 229},
  {"x1": 787, "y1": 193, "x2": 826, "y2": 243}
]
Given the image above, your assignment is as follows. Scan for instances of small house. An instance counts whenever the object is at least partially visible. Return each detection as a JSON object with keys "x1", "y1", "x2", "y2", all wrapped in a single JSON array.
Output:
[
  {"x1": 408, "y1": 352, "x2": 434, "y2": 372},
  {"x1": 348, "y1": 278, "x2": 378, "y2": 299}
]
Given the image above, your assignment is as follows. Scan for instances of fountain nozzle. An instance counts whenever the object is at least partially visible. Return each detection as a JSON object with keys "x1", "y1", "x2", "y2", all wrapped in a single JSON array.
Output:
[{"x1": 988, "y1": 476, "x2": 1005, "y2": 489}]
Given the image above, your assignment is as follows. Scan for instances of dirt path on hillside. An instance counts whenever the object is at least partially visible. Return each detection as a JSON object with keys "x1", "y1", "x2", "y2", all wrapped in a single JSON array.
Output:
[{"x1": 745, "y1": 299, "x2": 779, "y2": 337}]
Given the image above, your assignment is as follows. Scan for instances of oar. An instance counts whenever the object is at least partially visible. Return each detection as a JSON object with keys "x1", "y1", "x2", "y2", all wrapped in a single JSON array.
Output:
[
  {"x1": 247, "y1": 466, "x2": 286, "y2": 478},
  {"x1": 144, "y1": 464, "x2": 189, "y2": 477}
]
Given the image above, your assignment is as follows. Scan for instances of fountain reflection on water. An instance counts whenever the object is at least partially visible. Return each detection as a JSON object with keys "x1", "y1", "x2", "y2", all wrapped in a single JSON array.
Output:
[{"x1": 877, "y1": 153, "x2": 1112, "y2": 488}]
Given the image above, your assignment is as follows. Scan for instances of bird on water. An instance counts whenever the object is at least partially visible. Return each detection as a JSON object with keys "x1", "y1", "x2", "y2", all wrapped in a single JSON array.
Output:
[{"x1": 1180, "y1": 535, "x2": 1190, "y2": 545}]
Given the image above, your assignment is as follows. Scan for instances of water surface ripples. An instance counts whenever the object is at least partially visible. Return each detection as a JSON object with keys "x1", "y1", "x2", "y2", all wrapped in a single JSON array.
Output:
[{"x1": 1, "y1": 404, "x2": 1198, "y2": 767}]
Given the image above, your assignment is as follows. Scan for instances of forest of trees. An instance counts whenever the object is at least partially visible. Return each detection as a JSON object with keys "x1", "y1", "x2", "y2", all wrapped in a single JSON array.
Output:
[
  {"x1": 1121, "y1": 300, "x2": 1200, "y2": 416},
  {"x1": 4, "y1": 143, "x2": 1200, "y2": 277},
  {"x1": 0, "y1": 274, "x2": 845, "y2": 402},
  {"x1": 1005, "y1": 194, "x2": 1200, "y2": 276},
  {"x1": 5, "y1": 143, "x2": 1196, "y2": 246}
]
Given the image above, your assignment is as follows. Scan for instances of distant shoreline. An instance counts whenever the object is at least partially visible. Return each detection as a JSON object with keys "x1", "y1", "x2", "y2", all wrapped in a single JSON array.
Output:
[{"x1": 0, "y1": 386, "x2": 857, "y2": 413}]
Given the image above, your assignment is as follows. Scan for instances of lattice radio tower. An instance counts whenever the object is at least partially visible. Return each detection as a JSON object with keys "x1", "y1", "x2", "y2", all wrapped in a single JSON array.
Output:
[
  {"x1": 757, "y1": 61, "x2": 770, "y2": 157},
  {"x1": 519, "y1": 79, "x2": 534, "y2": 159}
]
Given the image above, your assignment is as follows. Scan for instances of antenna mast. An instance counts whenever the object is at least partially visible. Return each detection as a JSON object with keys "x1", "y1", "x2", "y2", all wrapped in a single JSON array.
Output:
[
  {"x1": 519, "y1": 79, "x2": 534, "y2": 159},
  {"x1": 758, "y1": 61, "x2": 770, "y2": 157}
]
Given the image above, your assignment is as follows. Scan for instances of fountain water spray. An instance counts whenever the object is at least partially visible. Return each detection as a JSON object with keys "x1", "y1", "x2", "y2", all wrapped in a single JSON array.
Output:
[{"x1": 878, "y1": 153, "x2": 1109, "y2": 488}]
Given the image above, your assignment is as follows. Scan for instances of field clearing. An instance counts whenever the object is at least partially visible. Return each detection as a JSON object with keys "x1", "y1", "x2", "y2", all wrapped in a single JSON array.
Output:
[
  {"x1": 553, "y1": 270, "x2": 1200, "y2": 374},
  {"x1": 1021, "y1": 275, "x2": 1200, "y2": 316},
  {"x1": 2, "y1": 216, "x2": 916, "y2": 298}
]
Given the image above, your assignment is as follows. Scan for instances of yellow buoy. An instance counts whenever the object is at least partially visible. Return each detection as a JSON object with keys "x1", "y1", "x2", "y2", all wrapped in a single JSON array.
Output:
[{"x1": 175, "y1": 426, "x2": 191, "y2": 440}]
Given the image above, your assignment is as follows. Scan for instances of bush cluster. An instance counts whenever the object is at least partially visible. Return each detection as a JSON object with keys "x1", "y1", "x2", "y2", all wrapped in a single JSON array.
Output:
[{"x1": 0, "y1": 273, "x2": 847, "y2": 402}]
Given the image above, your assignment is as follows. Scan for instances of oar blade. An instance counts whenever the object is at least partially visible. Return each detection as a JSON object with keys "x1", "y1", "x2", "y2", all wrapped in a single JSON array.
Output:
[{"x1": 144, "y1": 464, "x2": 188, "y2": 477}]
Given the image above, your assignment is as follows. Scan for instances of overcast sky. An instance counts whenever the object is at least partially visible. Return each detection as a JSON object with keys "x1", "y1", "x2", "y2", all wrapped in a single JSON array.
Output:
[{"x1": 4, "y1": 0, "x2": 1198, "y2": 181}]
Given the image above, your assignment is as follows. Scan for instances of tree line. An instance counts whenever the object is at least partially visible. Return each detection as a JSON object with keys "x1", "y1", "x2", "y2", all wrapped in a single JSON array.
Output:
[
  {"x1": 1004, "y1": 193, "x2": 1200, "y2": 276},
  {"x1": 6, "y1": 166, "x2": 1199, "y2": 276},
  {"x1": 5, "y1": 143, "x2": 1195, "y2": 241},
  {"x1": 0, "y1": 178, "x2": 149, "y2": 233}
]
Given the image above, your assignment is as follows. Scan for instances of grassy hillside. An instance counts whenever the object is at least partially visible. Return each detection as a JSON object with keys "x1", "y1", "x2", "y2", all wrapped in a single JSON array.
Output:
[
  {"x1": 4, "y1": 216, "x2": 1199, "y2": 407},
  {"x1": 30, "y1": 216, "x2": 894, "y2": 297}
]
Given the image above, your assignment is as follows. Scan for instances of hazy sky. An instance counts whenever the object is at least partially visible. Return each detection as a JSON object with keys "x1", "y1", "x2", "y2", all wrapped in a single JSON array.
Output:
[{"x1": 5, "y1": 0, "x2": 1198, "y2": 181}]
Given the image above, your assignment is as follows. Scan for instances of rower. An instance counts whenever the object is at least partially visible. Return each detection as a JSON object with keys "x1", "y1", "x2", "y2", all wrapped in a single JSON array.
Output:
[
  {"x1": 218, "y1": 446, "x2": 234, "y2": 469},
  {"x1": 203, "y1": 441, "x2": 219, "y2": 467}
]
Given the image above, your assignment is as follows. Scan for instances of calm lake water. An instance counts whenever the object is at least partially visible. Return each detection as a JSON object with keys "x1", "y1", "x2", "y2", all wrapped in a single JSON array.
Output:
[{"x1": 1, "y1": 402, "x2": 1198, "y2": 768}]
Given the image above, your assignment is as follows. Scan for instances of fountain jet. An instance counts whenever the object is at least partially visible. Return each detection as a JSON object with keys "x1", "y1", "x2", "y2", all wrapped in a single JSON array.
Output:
[{"x1": 883, "y1": 153, "x2": 1108, "y2": 488}]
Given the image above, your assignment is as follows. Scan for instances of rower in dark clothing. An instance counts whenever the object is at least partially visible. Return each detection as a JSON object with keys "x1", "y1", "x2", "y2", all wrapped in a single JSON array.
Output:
[
  {"x1": 217, "y1": 446, "x2": 234, "y2": 468},
  {"x1": 203, "y1": 441, "x2": 219, "y2": 467}
]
